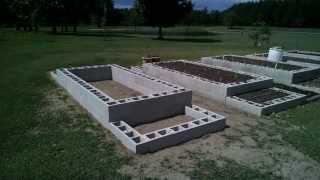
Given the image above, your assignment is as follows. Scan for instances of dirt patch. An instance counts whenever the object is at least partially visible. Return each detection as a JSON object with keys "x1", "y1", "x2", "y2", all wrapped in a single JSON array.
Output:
[
  {"x1": 134, "y1": 115, "x2": 194, "y2": 134},
  {"x1": 236, "y1": 89, "x2": 289, "y2": 104},
  {"x1": 90, "y1": 80, "x2": 142, "y2": 99},
  {"x1": 217, "y1": 56, "x2": 303, "y2": 71},
  {"x1": 157, "y1": 61, "x2": 253, "y2": 83}
]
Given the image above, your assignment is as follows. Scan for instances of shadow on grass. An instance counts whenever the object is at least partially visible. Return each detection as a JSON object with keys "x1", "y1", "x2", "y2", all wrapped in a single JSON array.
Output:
[
  {"x1": 48, "y1": 32, "x2": 134, "y2": 38},
  {"x1": 154, "y1": 38, "x2": 222, "y2": 43}
]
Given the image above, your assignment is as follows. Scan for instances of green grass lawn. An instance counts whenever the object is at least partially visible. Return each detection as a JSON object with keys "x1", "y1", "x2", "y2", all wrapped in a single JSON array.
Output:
[{"x1": 1, "y1": 26, "x2": 320, "y2": 179}]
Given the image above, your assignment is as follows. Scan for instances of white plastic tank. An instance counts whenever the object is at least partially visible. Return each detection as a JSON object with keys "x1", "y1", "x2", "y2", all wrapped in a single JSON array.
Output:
[{"x1": 267, "y1": 47, "x2": 284, "y2": 62}]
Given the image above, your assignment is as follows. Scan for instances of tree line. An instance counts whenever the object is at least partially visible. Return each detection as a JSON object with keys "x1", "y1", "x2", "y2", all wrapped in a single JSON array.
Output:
[
  {"x1": 1, "y1": 0, "x2": 319, "y2": 34},
  {"x1": 223, "y1": 0, "x2": 320, "y2": 28},
  {"x1": 0, "y1": 0, "x2": 116, "y2": 33}
]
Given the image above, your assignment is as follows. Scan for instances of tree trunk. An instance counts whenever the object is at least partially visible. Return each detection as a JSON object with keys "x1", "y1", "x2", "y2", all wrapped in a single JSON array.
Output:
[{"x1": 158, "y1": 26, "x2": 163, "y2": 39}]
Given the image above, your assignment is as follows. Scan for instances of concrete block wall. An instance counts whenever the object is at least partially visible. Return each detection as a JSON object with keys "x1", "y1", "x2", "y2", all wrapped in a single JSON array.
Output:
[
  {"x1": 111, "y1": 64, "x2": 177, "y2": 95},
  {"x1": 286, "y1": 51, "x2": 320, "y2": 61},
  {"x1": 52, "y1": 67, "x2": 113, "y2": 128},
  {"x1": 108, "y1": 90, "x2": 192, "y2": 126},
  {"x1": 109, "y1": 105, "x2": 226, "y2": 154},
  {"x1": 52, "y1": 64, "x2": 226, "y2": 154},
  {"x1": 226, "y1": 88, "x2": 306, "y2": 116},
  {"x1": 69, "y1": 66, "x2": 112, "y2": 82},
  {"x1": 53, "y1": 65, "x2": 192, "y2": 126},
  {"x1": 143, "y1": 60, "x2": 272, "y2": 103},
  {"x1": 200, "y1": 56, "x2": 320, "y2": 85}
]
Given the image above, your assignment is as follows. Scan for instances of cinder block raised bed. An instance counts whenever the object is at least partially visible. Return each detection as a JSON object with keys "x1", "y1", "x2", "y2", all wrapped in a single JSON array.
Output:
[
  {"x1": 109, "y1": 105, "x2": 226, "y2": 154},
  {"x1": 51, "y1": 64, "x2": 192, "y2": 127},
  {"x1": 226, "y1": 88, "x2": 306, "y2": 116},
  {"x1": 143, "y1": 60, "x2": 273, "y2": 102},
  {"x1": 51, "y1": 64, "x2": 226, "y2": 153},
  {"x1": 200, "y1": 55, "x2": 320, "y2": 85},
  {"x1": 252, "y1": 50, "x2": 320, "y2": 67}
]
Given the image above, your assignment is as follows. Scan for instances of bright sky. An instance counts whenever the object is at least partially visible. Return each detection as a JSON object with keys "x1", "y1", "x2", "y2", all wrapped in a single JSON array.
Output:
[{"x1": 114, "y1": 0, "x2": 253, "y2": 11}]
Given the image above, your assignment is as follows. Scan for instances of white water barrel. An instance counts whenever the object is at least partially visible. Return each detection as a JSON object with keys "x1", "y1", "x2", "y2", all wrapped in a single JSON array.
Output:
[{"x1": 267, "y1": 47, "x2": 284, "y2": 62}]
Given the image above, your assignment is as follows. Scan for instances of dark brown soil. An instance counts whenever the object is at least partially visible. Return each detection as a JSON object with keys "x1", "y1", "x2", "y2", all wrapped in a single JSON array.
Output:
[
  {"x1": 236, "y1": 88, "x2": 289, "y2": 104},
  {"x1": 217, "y1": 56, "x2": 303, "y2": 71},
  {"x1": 157, "y1": 61, "x2": 253, "y2": 84}
]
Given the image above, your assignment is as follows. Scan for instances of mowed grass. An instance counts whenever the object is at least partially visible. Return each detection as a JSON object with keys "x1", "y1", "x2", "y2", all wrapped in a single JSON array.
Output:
[{"x1": 0, "y1": 26, "x2": 320, "y2": 179}]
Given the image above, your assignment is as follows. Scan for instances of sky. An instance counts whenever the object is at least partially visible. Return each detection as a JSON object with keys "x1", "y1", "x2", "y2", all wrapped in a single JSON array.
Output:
[{"x1": 114, "y1": 0, "x2": 252, "y2": 11}]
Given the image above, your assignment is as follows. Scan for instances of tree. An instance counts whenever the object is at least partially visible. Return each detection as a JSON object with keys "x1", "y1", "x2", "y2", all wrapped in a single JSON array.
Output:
[
  {"x1": 9, "y1": 0, "x2": 42, "y2": 32},
  {"x1": 94, "y1": 0, "x2": 114, "y2": 27},
  {"x1": 249, "y1": 24, "x2": 272, "y2": 47},
  {"x1": 137, "y1": 0, "x2": 192, "y2": 39}
]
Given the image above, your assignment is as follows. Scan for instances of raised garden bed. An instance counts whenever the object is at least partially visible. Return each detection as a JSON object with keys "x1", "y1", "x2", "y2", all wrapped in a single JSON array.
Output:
[
  {"x1": 51, "y1": 64, "x2": 225, "y2": 154},
  {"x1": 216, "y1": 55, "x2": 302, "y2": 71},
  {"x1": 236, "y1": 88, "x2": 289, "y2": 104},
  {"x1": 226, "y1": 88, "x2": 306, "y2": 116},
  {"x1": 109, "y1": 105, "x2": 226, "y2": 154},
  {"x1": 254, "y1": 52, "x2": 320, "y2": 66},
  {"x1": 143, "y1": 60, "x2": 273, "y2": 102},
  {"x1": 201, "y1": 55, "x2": 320, "y2": 85}
]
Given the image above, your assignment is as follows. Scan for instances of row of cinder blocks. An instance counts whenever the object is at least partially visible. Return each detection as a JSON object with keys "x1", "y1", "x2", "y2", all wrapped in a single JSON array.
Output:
[
  {"x1": 109, "y1": 105, "x2": 226, "y2": 154},
  {"x1": 51, "y1": 64, "x2": 226, "y2": 154},
  {"x1": 141, "y1": 60, "x2": 307, "y2": 116}
]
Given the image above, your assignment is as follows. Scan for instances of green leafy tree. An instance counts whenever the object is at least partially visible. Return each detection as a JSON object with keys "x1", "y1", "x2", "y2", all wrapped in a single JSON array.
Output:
[{"x1": 137, "y1": 0, "x2": 192, "y2": 39}]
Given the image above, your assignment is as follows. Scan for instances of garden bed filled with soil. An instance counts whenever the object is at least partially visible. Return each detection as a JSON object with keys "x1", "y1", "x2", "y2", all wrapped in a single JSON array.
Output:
[
  {"x1": 217, "y1": 56, "x2": 303, "y2": 71},
  {"x1": 236, "y1": 88, "x2": 289, "y2": 104},
  {"x1": 157, "y1": 61, "x2": 253, "y2": 84}
]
